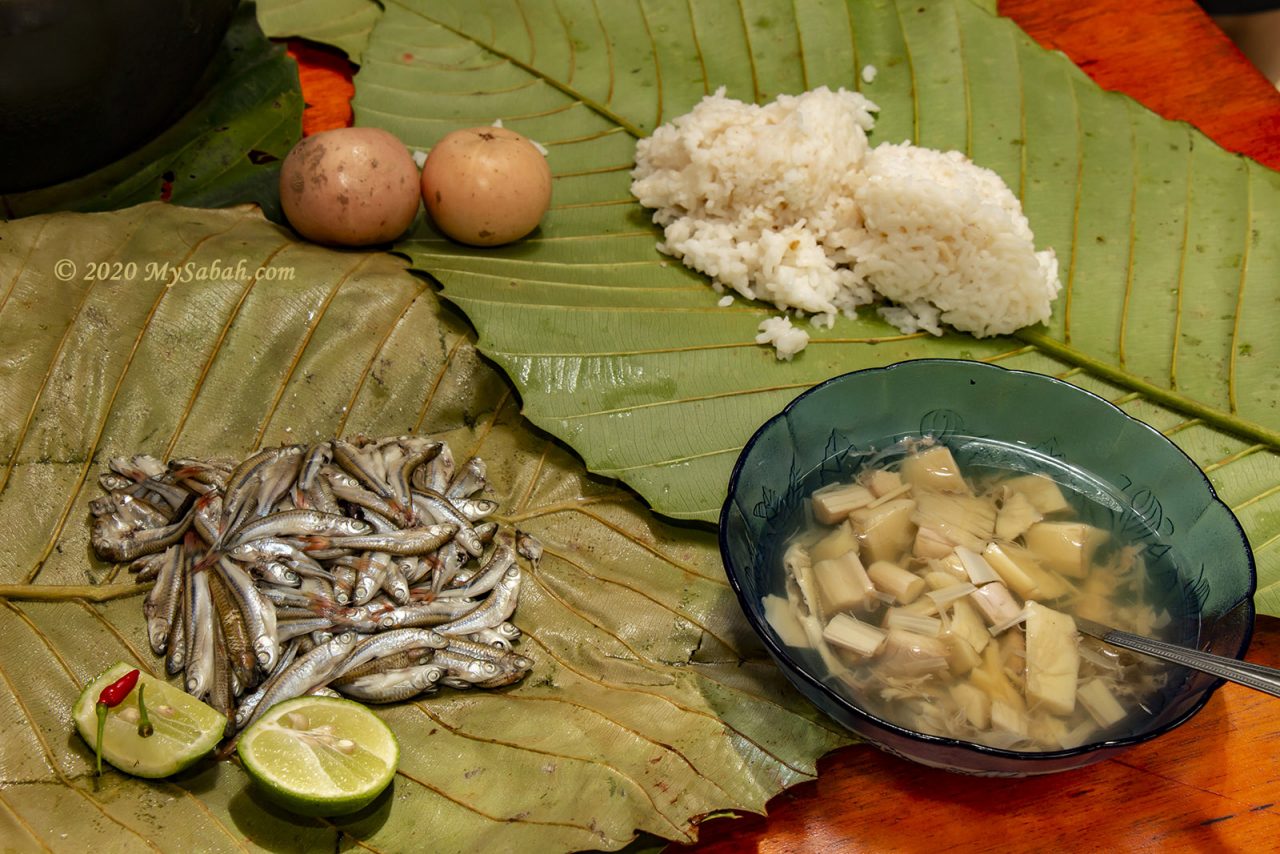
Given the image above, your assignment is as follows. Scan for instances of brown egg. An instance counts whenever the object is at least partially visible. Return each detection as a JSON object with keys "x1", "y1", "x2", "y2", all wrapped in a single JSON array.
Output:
[
  {"x1": 279, "y1": 127, "x2": 420, "y2": 246},
  {"x1": 420, "y1": 126, "x2": 551, "y2": 246}
]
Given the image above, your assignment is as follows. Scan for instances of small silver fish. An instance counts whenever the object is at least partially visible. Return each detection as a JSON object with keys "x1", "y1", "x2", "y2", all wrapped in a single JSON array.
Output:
[
  {"x1": 316, "y1": 523, "x2": 458, "y2": 557},
  {"x1": 435, "y1": 565, "x2": 521, "y2": 636},
  {"x1": 226, "y1": 510, "x2": 371, "y2": 547},
  {"x1": 238, "y1": 631, "x2": 357, "y2": 731},
  {"x1": 184, "y1": 570, "x2": 216, "y2": 699},
  {"x1": 143, "y1": 543, "x2": 186, "y2": 655},
  {"x1": 335, "y1": 664, "x2": 444, "y2": 703},
  {"x1": 94, "y1": 435, "x2": 532, "y2": 723}
]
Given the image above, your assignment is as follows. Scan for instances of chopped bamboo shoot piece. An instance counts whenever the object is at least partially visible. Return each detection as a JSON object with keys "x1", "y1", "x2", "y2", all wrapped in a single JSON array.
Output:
[
  {"x1": 866, "y1": 480, "x2": 913, "y2": 508},
  {"x1": 913, "y1": 526, "x2": 955, "y2": 559},
  {"x1": 948, "y1": 598, "x2": 990, "y2": 653},
  {"x1": 970, "y1": 582, "x2": 1022, "y2": 627},
  {"x1": 763, "y1": 594, "x2": 811, "y2": 648},
  {"x1": 811, "y1": 520, "x2": 858, "y2": 563},
  {"x1": 787, "y1": 544, "x2": 823, "y2": 622},
  {"x1": 851, "y1": 499, "x2": 917, "y2": 564},
  {"x1": 971, "y1": 644, "x2": 1025, "y2": 711},
  {"x1": 900, "y1": 444, "x2": 970, "y2": 494},
  {"x1": 983, "y1": 542, "x2": 1040, "y2": 600},
  {"x1": 1029, "y1": 713, "x2": 1070, "y2": 750},
  {"x1": 813, "y1": 551, "x2": 875, "y2": 613},
  {"x1": 900, "y1": 596, "x2": 941, "y2": 617},
  {"x1": 865, "y1": 469, "x2": 903, "y2": 498},
  {"x1": 885, "y1": 608, "x2": 942, "y2": 637},
  {"x1": 995, "y1": 490, "x2": 1042, "y2": 541},
  {"x1": 878, "y1": 630, "x2": 950, "y2": 675},
  {"x1": 1063, "y1": 720, "x2": 1099, "y2": 749},
  {"x1": 1005, "y1": 473, "x2": 1071, "y2": 515},
  {"x1": 988, "y1": 606, "x2": 1032, "y2": 637},
  {"x1": 867, "y1": 560, "x2": 926, "y2": 604},
  {"x1": 912, "y1": 492, "x2": 996, "y2": 552},
  {"x1": 823, "y1": 613, "x2": 887, "y2": 657},
  {"x1": 943, "y1": 631, "x2": 982, "y2": 675},
  {"x1": 955, "y1": 546, "x2": 1000, "y2": 586},
  {"x1": 783, "y1": 541, "x2": 812, "y2": 579},
  {"x1": 924, "y1": 570, "x2": 964, "y2": 591},
  {"x1": 1001, "y1": 542, "x2": 1071, "y2": 600},
  {"x1": 1023, "y1": 522, "x2": 1109, "y2": 578},
  {"x1": 990, "y1": 700, "x2": 1030, "y2": 738},
  {"x1": 801, "y1": 613, "x2": 850, "y2": 676},
  {"x1": 1000, "y1": 629, "x2": 1027, "y2": 681},
  {"x1": 951, "y1": 682, "x2": 991, "y2": 728},
  {"x1": 1024, "y1": 603, "x2": 1079, "y2": 715},
  {"x1": 811, "y1": 482, "x2": 875, "y2": 524},
  {"x1": 931, "y1": 552, "x2": 968, "y2": 580},
  {"x1": 1077, "y1": 678, "x2": 1127, "y2": 728}
]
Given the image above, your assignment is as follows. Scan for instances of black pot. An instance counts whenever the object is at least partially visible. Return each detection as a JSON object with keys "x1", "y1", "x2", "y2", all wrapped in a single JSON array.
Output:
[{"x1": 0, "y1": 0, "x2": 239, "y2": 193}]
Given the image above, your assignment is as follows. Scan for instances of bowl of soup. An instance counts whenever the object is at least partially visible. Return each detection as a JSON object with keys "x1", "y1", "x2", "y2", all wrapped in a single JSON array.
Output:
[{"x1": 719, "y1": 359, "x2": 1256, "y2": 775}]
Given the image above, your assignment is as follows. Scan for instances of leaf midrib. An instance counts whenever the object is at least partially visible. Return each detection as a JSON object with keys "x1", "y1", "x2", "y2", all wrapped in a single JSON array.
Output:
[
  {"x1": 382, "y1": 0, "x2": 647, "y2": 138},
  {"x1": 1016, "y1": 329, "x2": 1280, "y2": 450}
]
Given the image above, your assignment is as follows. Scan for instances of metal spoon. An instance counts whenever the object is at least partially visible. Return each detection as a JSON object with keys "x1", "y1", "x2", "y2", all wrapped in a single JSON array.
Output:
[{"x1": 1075, "y1": 616, "x2": 1280, "y2": 698}]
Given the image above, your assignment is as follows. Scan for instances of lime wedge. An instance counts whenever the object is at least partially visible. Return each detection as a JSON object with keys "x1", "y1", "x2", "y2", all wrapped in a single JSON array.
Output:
[
  {"x1": 73, "y1": 662, "x2": 226, "y2": 778},
  {"x1": 236, "y1": 696, "x2": 398, "y2": 817}
]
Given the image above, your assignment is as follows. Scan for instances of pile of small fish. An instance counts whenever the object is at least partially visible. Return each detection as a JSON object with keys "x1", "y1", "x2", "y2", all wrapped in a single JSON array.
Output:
[{"x1": 90, "y1": 436, "x2": 535, "y2": 734}]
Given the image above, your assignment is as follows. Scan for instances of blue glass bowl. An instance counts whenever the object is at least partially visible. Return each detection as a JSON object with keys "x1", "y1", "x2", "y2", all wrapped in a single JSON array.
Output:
[{"x1": 720, "y1": 359, "x2": 1256, "y2": 775}]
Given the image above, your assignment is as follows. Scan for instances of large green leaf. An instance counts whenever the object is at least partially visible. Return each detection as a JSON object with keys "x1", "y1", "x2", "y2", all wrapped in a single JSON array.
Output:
[
  {"x1": 0, "y1": 4, "x2": 302, "y2": 222},
  {"x1": 354, "y1": 0, "x2": 1280, "y2": 613},
  {"x1": 256, "y1": 0, "x2": 384, "y2": 64},
  {"x1": 0, "y1": 203, "x2": 847, "y2": 852}
]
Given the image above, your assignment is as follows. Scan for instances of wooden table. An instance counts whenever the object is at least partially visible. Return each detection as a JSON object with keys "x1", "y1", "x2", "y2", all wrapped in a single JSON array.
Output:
[{"x1": 288, "y1": 2, "x2": 1280, "y2": 849}]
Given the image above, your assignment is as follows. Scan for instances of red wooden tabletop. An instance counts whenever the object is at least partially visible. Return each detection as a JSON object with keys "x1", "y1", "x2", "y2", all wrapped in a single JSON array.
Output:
[{"x1": 286, "y1": 2, "x2": 1280, "y2": 850}]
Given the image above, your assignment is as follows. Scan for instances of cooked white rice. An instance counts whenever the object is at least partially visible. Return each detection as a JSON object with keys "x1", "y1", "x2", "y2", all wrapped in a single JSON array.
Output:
[{"x1": 630, "y1": 87, "x2": 1060, "y2": 359}]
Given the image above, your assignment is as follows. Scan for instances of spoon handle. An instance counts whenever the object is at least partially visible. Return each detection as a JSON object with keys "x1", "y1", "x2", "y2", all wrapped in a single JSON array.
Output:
[{"x1": 1078, "y1": 618, "x2": 1280, "y2": 699}]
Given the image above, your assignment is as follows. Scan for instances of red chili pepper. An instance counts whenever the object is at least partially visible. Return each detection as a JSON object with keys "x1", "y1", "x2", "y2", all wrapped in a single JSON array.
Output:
[
  {"x1": 98, "y1": 669, "x2": 139, "y2": 707},
  {"x1": 94, "y1": 669, "x2": 140, "y2": 775}
]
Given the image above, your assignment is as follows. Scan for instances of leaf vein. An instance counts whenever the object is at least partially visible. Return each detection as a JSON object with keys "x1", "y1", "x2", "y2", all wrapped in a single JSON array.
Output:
[
  {"x1": 164, "y1": 239, "x2": 293, "y2": 459},
  {"x1": 382, "y1": 0, "x2": 645, "y2": 137},
  {"x1": 1063, "y1": 74, "x2": 1084, "y2": 344},
  {"x1": 252, "y1": 254, "x2": 374, "y2": 449},
  {"x1": 410, "y1": 702, "x2": 692, "y2": 840},
  {"x1": 1228, "y1": 159, "x2": 1253, "y2": 415},
  {"x1": 534, "y1": 543, "x2": 742, "y2": 659},
  {"x1": 564, "y1": 506, "x2": 729, "y2": 586},
  {"x1": 892, "y1": 0, "x2": 919, "y2": 143},
  {"x1": 1170, "y1": 131, "x2": 1195, "y2": 390},
  {"x1": 496, "y1": 691, "x2": 740, "y2": 803},
  {"x1": 517, "y1": 628, "x2": 816, "y2": 778},
  {"x1": 592, "y1": 445, "x2": 741, "y2": 474},
  {"x1": 0, "y1": 788, "x2": 52, "y2": 853},
  {"x1": 1117, "y1": 102, "x2": 1140, "y2": 369},
  {"x1": 411, "y1": 328, "x2": 469, "y2": 434},
  {"x1": 393, "y1": 764, "x2": 600, "y2": 834},
  {"x1": 337, "y1": 279, "x2": 427, "y2": 436}
]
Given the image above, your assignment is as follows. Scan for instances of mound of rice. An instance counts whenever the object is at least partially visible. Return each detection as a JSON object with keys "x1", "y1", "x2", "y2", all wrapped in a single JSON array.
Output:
[{"x1": 630, "y1": 87, "x2": 1060, "y2": 358}]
